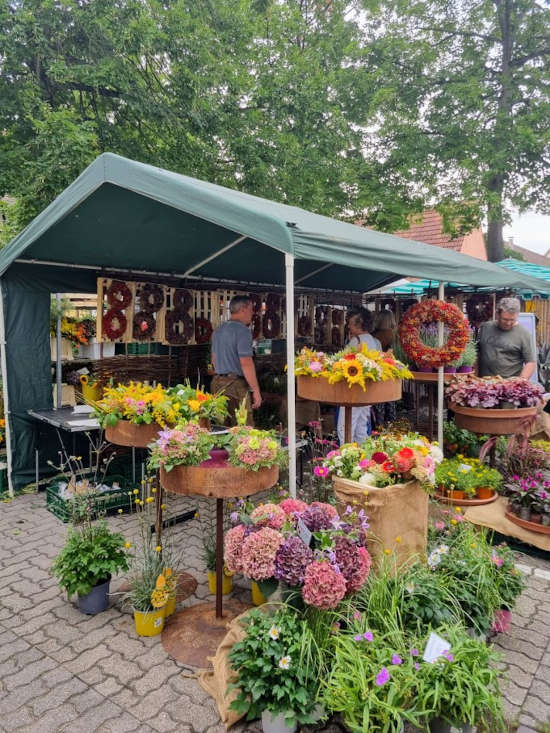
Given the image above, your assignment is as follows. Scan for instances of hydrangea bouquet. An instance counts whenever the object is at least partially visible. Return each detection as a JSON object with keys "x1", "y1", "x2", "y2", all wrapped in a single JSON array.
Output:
[
  {"x1": 227, "y1": 425, "x2": 285, "y2": 471},
  {"x1": 224, "y1": 499, "x2": 371, "y2": 610},
  {"x1": 320, "y1": 433, "x2": 443, "y2": 488},
  {"x1": 148, "y1": 423, "x2": 213, "y2": 471},
  {"x1": 295, "y1": 343, "x2": 412, "y2": 390}
]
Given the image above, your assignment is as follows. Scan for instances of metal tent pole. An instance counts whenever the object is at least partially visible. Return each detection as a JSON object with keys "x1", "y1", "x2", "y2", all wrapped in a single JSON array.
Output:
[
  {"x1": 56, "y1": 294, "x2": 62, "y2": 409},
  {"x1": 437, "y1": 282, "x2": 445, "y2": 447},
  {"x1": 285, "y1": 254, "x2": 297, "y2": 497},
  {"x1": 0, "y1": 282, "x2": 14, "y2": 497}
]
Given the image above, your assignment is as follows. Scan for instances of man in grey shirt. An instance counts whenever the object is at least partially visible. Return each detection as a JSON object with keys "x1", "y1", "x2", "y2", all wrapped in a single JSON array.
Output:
[
  {"x1": 211, "y1": 295, "x2": 262, "y2": 425},
  {"x1": 478, "y1": 297, "x2": 536, "y2": 379}
]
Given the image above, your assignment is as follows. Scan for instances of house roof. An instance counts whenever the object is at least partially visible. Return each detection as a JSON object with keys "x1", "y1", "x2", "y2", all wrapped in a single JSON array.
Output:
[
  {"x1": 394, "y1": 210, "x2": 471, "y2": 253},
  {"x1": 506, "y1": 243, "x2": 550, "y2": 267}
]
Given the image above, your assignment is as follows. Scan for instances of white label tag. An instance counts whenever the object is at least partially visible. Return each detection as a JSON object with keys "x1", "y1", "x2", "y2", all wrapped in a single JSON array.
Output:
[
  {"x1": 154, "y1": 617, "x2": 163, "y2": 628},
  {"x1": 422, "y1": 632, "x2": 450, "y2": 663},
  {"x1": 458, "y1": 463, "x2": 472, "y2": 472},
  {"x1": 297, "y1": 519, "x2": 312, "y2": 547}
]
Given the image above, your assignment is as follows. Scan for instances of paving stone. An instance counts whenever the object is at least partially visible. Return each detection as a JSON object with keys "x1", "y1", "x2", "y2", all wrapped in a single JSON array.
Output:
[
  {"x1": 0, "y1": 636, "x2": 30, "y2": 663},
  {"x1": 129, "y1": 685, "x2": 180, "y2": 722},
  {"x1": 165, "y1": 698, "x2": 220, "y2": 731},
  {"x1": 169, "y1": 673, "x2": 210, "y2": 703},
  {"x1": 497, "y1": 634, "x2": 545, "y2": 660},
  {"x1": 94, "y1": 675, "x2": 124, "y2": 697},
  {"x1": 0, "y1": 677, "x2": 50, "y2": 715},
  {"x1": 21, "y1": 702, "x2": 80, "y2": 732},
  {"x1": 515, "y1": 726, "x2": 538, "y2": 733},
  {"x1": 99, "y1": 712, "x2": 144, "y2": 732},
  {"x1": 500, "y1": 677, "x2": 529, "y2": 707},
  {"x1": 504, "y1": 663, "x2": 534, "y2": 690},
  {"x1": 64, "y1": 643, "x2": 112, "y2": 675},
  {"x1": 134, "y1": 644, "x2": 172, "y2": 672},
  {"x1": 70, "y1": 624, "x2": 117, "y2": 653},
  {"x1": 146, "y1": 710, "x2": 180, "y2": 732},
  {"x1": 31, "y1": 677, "x2": 88, "y2": 715},
  {"x1": 4, "y1": 653, "x2": 56, "y2": 691},
  {"x1": 97, "y1": 651, "x2": 143, "y2": 685},
  {"x1": 132, "y1": 663, "x2": 180, "y2": 696},
  {"x1": 497, "y1": 649, "x2": 542, "y2": 675},
  {"x1": 107, "y1": 631, "x2": 150, "y2": 659},
  {"x1": 1, "y1": 705, "x2": 37, "y2": 730}
]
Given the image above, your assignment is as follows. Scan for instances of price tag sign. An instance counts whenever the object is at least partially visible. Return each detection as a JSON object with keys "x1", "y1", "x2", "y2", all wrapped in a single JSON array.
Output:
[
  {"x1": 297, "y1": 519, "x2": 312, "y2": 547},
  {"x1": 458, "y1": 463, "x2": 472, "y2": 472},
  {"x1": 422, "y1": 632, "x2": 450, "y2": 664}
]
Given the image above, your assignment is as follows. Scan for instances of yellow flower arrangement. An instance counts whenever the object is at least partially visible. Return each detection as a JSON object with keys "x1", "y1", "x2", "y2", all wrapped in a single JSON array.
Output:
[{"x1": 93, "y1": 381, "x2": 178, "y2": 427}]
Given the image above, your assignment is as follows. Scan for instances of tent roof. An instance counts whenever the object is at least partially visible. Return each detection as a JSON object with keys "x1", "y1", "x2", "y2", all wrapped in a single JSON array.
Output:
[
  {"x1": 382, "y1": 258, "x2": 550, "y2": 297},
  {"x1": 1, "y1": 153, "x2": 549, "y2": 294}
]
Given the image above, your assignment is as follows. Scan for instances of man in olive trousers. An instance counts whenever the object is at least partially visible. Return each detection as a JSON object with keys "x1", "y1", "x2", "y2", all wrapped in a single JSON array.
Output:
[{"x1": 211, "y1": 295, "x2": 262, "y2": 426}]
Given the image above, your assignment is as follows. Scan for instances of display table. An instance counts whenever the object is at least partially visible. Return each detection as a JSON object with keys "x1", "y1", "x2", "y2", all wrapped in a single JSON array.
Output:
[{"x1": 464, "y1": 497, "x2": 550, "y2": 552}]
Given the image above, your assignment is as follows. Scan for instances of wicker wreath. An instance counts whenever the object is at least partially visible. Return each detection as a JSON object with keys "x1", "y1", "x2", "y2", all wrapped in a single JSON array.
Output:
[
  {"x1": 165, "y1": 311, "x2": 194, "y2": 344},
  {"x1": 194, "y1": 317, "x2": 213, "y2": 344},
  {"x1": 173, "y1": 288, "x2": 194, "y2": 310},
  {"x1": 133, "y1": 311, "x2": 157, "y2": 341},
  {"x1": 138, "y1": 283, "x2": 164, "y2": 312},
  {"x1": 106, "y1": 280, "x2": 132, "y2": 309},
  {"x1": 263, "y1": 311, "x2": 281, "y2": 339},
  {"x1": 399, "y1": 299, "x2": 469, "y2": 368},
  {"x1": 102, "y1": 308, "x2": 127, "y2": 340}
]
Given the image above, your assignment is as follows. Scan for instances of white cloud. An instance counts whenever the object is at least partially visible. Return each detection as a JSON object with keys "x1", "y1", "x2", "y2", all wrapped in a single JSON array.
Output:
[{"x1": 504, "y1": 211, "x2": 550, "y2": 255}]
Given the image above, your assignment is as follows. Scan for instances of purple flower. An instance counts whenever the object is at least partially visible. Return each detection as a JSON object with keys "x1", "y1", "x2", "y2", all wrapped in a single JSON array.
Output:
[
  {"x1": 375, "y1": 667, "x2": 390, "y2": 686},
  {"x1": 363, "y1": 631, "x2": 373, "y2": 641},
  {"x1": 391, "y1": 654, "x2": 403, "y2": 665},
  {"x1": 354, "y1": 634, "x2": 363, "y2": 642},
  {"x1": 443, "y1": 651, "x2": 454, "y2": 663},
  {"x1": 273, "y1": 537, "x2": 314, "y2": 586},
  {"x1": 353, "y1": 610, "x2": 361, "y2": 621},
  {"x1": 414, "y1": 662, "x2": 421, "y2": 671},
  {"x1": 230, "y1": 511, "x2": 239, "y2": 523},
  {"x1": 410, "y1": 648, "x2": 419, "y2": 657}
]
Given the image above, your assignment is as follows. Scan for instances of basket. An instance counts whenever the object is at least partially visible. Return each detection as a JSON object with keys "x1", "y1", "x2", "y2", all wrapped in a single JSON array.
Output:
[{"x1": 46, "y1": 476, "x2": 131, "y2": 522}]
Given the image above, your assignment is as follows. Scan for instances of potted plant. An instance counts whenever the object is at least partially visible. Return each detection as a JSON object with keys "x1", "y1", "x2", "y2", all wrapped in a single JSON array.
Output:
[
  {"x1": 51, "y1": 518, "x2": 129, "y2": 615},
  {"x1": 203, "y1": 534, "x2": 233, "y2": 596},
  {"x1": 167, "y1": 381, "x2": 228, "y2": 427},
  {"x1": 228, "y1": 607, "x2": 322, "y2": 732},
  {"x1": 457, "y1": 336, "x2": 476, "y2": 373}
]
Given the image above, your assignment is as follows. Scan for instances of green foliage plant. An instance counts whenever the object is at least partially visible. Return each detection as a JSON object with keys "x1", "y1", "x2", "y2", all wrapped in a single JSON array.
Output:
[
  {"x1": 51, "y1": 520, "x2": 129, "y2": 596},
  {"x1": 228, "y1": 607, "x2": 321, "y2": 727}
]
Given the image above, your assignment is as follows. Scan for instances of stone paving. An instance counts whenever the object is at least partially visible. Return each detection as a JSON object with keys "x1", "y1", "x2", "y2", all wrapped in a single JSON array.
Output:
[{"x1": 0, "y1": 492, "x2": 549, "y2": 733}]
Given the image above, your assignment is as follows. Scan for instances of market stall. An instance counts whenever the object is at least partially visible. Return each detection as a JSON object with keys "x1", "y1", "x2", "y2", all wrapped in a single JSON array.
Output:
[{"x1": 1, "y1": 152, "x2": 548, "y2": 497}]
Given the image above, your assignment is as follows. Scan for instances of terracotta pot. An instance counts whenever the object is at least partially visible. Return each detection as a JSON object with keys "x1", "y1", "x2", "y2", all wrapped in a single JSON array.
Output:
[
  {"x1": 297, "y1": 375, "x2": 402, "y2": 406},
  {"x1": 476, "y1": 486, "x2": 494, "y2": 500},
  {"x1": 105, "y1": 420, "x2": 164, "y2": 448},
  {"x1": 449, "y1": 403, "x2": 538, "y2": 435},
  {"x1": 448, "y1": 489, "x2": 466, "y2": 500},
  {"x1": 160, "y1": 462, "x2": 279, "y2": 498}
]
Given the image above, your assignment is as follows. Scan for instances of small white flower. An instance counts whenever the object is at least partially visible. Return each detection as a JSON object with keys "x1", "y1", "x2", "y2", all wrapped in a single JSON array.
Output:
[
  {"x1": 438, "y1": 544, "x2": 449, "y2": 555},
  {"x1": 278, "y1": 655, "x2": 291, "y2": 670},
  {"x1": 268, "y1": 625, "x2": 280, "y2": 640},
  {"x1": 427, "y1": 551, "x2": 442, "y2": 569},
  {"x1": 405, "y1": 582, "x2": 415, "y2": 593}
]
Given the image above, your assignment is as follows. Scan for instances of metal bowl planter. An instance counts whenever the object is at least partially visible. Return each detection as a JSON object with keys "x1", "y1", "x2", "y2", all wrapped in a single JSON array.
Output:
[
  {"x1": 449, "y1": 403, "x2": 538, "y2": 435},
  {"x1": 105, "y1": 420, "x2": 164, "y2": 447},
  {"x1": 160, "y1": 457, "x2": 279, "y2": 498},
  {"x1": 297, "y1": 375, "x2": 402, "y2": 406}
]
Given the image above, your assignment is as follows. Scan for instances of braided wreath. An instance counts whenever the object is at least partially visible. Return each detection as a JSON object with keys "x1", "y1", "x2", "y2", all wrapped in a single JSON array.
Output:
[
  {"x1": 133, "y1": 311, "x2": 157, "y2": 341},
  {"x1": 106, "y1": 280, "x2": 132, "y2": 308},
  {"x1": 173, "y1": 288, "x2": 193, "y2": 310},
  {"x1": 138, "y1": 283, "x2": 164, "y2": 312},
  {"x1": 195, "y1": 317, "x2": 213, "y2": 344},
  {"x1": 165, "y1": 311, "x2": 194, "y2": 345},
  {"x1": 399, "y1": 299, "x2": 469, "y2": 368},
  {"x1": 102, "y1": 309, "x2": 127, "y2": 340}
]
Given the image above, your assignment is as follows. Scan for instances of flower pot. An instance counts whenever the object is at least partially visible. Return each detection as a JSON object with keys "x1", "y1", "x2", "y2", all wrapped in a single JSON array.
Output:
[
  {"x1": 541, "y1": 514, "x2": 550, "y2": 526},
  {"x1": 499, "y1": 400, "x2": 516, "y2": 410},
  {"x1": 449, "y1": 402, "x2": 538, "y2": 436},
  {"x1": 164, "y1": 594, "x2": 176, "y2": 617},
  {"x1": 492, "y1": 608, "x2": 512, "y2": 634},
  {"x1": 429, "y1": 718, "x2": 474, "y2": 733},
  {"x1": 530, "y1": 512, "x2": 542, "y2": 524},
  {"x1": 448, "y1": 489, "x2": 466, "y2": 500},
  {"x1": 297, "y1": 375, "x2": 402, "y2": 406},
  {"x1": 77, "y1": 577, "x2": 110, "y2": 615},
  {"x1": 476, "y1": 486, "x2": 494, "y2": 500},
  {"x1": 133, "y1": 608, "x2": 165, "y2": 637},
  {"x1": 519, "y1": 507, "x2": 531, "y2": 521},
  {"x1": 106, "y1": 420, "x2": 164, "y2": 448},
  {"x1": 443, "y1": 366, "x2": 457, "y2": 373},
  {"x1": 160, "y1": 462, "x2": 279, "y2": 498},
  {"x1": 200, "y1": 448, "x2": 229, "y2": 467},
  {"x1": 251, "y1": 580, "x2": 267, "y2": 606},
  {"x1": 417, "y1": 366, "x2": 435, "y2": 373},
  {"x1": 261, "y1": 710, "x2": 297, "y2": 733},
  {"x1": 207, "y1": 570, "x2": 233, "y2": 596},
  {"x1": 457, "y1": 365, "x2": 474, "y2": 373}
]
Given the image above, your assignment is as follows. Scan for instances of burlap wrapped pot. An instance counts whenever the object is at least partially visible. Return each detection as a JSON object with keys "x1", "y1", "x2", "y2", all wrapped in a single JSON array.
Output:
[{"x1": 333, "y1": 476, "x2": 428, "y2": 569}]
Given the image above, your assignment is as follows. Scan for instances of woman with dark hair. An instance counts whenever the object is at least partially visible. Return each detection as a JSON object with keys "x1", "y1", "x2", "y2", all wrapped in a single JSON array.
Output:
[
  {"x1": 372, "y1": 309, "x2": 398, "y2": 427},
  {"x1": 337, "y1": 309, "x2": 381, "y2": 444}
]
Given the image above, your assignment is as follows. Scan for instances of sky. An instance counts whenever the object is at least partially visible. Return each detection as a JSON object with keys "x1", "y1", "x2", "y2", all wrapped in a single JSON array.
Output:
[{"x1": 504, "y1": 211, "x2": 550, "y2": 255}]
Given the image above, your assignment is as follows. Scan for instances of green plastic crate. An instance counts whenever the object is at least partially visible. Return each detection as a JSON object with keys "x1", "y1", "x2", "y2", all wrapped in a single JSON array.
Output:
[{"x1": 46, "y1": 476, "x2": 132, "y2": 522}]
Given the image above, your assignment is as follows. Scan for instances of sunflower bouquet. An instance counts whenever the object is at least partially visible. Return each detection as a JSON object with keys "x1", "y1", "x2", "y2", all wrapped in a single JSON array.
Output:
[
  {"x1": 93, "y1": 382, "x2": 178, "y2": 428},
  {"x1": 295, "y1": 344, "x2": 412, "y2": 390}
]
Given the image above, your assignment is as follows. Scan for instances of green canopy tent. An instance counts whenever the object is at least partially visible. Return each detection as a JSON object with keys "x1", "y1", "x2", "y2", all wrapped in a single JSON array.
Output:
[{"x1": 1, "y1": 152, "x2": 549, "y2": 495}]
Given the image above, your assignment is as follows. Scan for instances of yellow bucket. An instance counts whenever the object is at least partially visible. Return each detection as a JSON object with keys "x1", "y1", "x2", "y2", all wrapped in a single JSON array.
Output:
[
  {"x1": 207, "y1": 570, "x2": 233, "y2": 596},
  {"x1": 81, "y1": 382, "x2": 101, "y2": 403},
  {"x1": 164, "y1": 594, "x2": 176, "y2": 617},
  {"x1": 251, "y1": 580, "x2": 266, "y2": 606},
  {"x1": 133, "y1": 608, "x2": 165, "y2": 637}
]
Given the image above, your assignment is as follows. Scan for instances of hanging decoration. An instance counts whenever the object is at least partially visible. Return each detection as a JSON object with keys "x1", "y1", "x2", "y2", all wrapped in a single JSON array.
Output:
[
  {"x1": 165, "y1": 288, "x2": 194, "y2": 345},
  {"x1": 100, "y1": 280, "x2": 133, "y2": 341},
  {"x1": 132, "y1": 282, "x2": 165, "y2": 341},
  {"x1": 399, "y1": 299, "x2": 469, "y2": 368}
]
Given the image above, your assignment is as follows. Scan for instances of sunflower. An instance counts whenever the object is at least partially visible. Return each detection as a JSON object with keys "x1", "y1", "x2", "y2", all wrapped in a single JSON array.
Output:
[{"x1": 342, "y1": 359, "x2": 363, "y2": 383}]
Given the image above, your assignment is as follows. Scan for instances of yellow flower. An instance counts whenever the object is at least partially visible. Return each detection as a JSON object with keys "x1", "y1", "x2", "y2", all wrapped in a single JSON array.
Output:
[
  {"x1": 146, "y1": 497, "x2": 154, "y2": 504},
  {"x1": 187, "y1": 399, "x2": 201, "y2": 412},
  {"x1": 384, "y1": 548, "x2": 391, "y2": 555},
  {"x1": 454, "y1": 506, "x2": 462, "y2": 513},
  {"x1": 470, "y1": 543, "x2": 477, "y2": 549},
  {"x1": 155, "y1": 545, "x2": 162, "y2": 552},
  {"x1": 194, "y1": 512, "x2": 200, "y2": 519},
  {"x1": 395, "y1": 536, "x2": 402, "y2": 543},
  {"x1": 125, "y1": 541, "x2": 131, "y2": 549},
  {"x1": 161, "y1": 504, "x2": 167, "y2": 510},
  {"x1": 141, "y1": 479, "x2": 146, "y2": 485},
  {"x1": 450, "y1": 519, "x2": 457, "y2": 525},
  {"x1": 133, "y1": 489, "x2": 139, "y2": 495},
  {"x1": 117, "y1": 509, "x2": 123, "y2": 514},
  {"x1": 151, "y1": 487, "x2": 157, "y2": 494}
]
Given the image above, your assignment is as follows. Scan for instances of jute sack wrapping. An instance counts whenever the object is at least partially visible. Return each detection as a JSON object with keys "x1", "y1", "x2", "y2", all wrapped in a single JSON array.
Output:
[
  {"x1": 198, "y1": 605, "x2": 274, "y2": 728},
  {"x1": 333, "y1": 476, "x2": 428, "y2": 569}
]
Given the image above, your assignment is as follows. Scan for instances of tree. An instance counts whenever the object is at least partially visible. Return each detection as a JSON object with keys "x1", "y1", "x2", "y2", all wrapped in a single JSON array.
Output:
[{"x1": 357, "y1": 0, "x2": 550, "y2": 260}]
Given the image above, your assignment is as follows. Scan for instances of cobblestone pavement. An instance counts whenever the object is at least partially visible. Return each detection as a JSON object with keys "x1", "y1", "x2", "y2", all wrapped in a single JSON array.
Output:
[{"x1": 1, "y1": 493, "x2": 549, "y2": 733}]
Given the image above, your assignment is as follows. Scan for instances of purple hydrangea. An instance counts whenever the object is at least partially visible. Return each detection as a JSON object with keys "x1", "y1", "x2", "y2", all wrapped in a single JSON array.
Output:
[
  {"x1": 301, "y1": 505, "x2": 333, "y2": 531},
  {"x1": 274, "y1": 536, "x2": 314, "y2": 586}
]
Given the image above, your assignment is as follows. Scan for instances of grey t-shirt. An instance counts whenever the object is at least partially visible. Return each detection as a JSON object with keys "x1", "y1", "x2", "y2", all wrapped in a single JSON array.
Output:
[
  {"x1": 478, "y1": 320, "x2": 535, "y2": 378},
  {"x1": 212, "y1": 320, "x2": 253, "y2": 376}
]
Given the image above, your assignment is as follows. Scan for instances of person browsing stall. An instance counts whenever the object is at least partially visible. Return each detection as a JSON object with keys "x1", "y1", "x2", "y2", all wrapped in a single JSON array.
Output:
[
  {"x1": 211, "y1": 295, "x2": 262, "y2": 425},
  {"x1": 337, "y1": 308, "x2": 381, "y2": 445},
  {"x1": 478, "y1": 297, "x2": 535, "y2": 379}
]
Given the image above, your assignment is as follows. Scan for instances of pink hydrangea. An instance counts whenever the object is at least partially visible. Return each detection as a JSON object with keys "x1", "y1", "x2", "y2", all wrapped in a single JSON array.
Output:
[
  {"x1": 241, "y1": 527, "x2": 285, "y2": 580},
  {"x1": 279, "y1": 498, "x2": 308, "y2": 517},
  {"x1": 347, "y1": 545, "x2": 372, "y2": 593},
  {"x1": 250, "y1": 503, "x2": 287, "y2": 530},
  {"x1": 310, "y1": 501, "x2": 339, "y2": 520},
  {"x1": 302, "y1": 561, "x2": 347, "y2": 610},
  {"x1": 224, "y1": 525, "x2": 247, "y2": 574}
]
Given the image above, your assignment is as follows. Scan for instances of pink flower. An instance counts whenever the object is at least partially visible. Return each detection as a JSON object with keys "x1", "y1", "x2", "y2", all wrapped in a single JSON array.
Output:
[
  {"x1": 310, "y1": 502, "x2": 339, "y2": 519},
  {"x1": 279, "y1": 498, "x2": 308, "y2": 516},
  {"x1": 224, "y1": 525, "x2": 247, "y2": 574},
  {"x1": 250, "y1": 503, "x2": 286, "y2": 530},
  {"x1": 309, "y1": 361, "x2": 323, "y2": 373},
  {"x1": 314, "y1": 466, "x2": 330, "y2": 478},
  {"x1": 375, "y1": 667, "x2": 390, "y2": 686},
  {"x1": 434, "y1": 521, "x2": 445, "y2": 530},
  {"x1": 241, "y1": 527, "x2": 285, "y2": 580},
  {"x1": 302, "y1": 561, "x2": 347, "y2": 609},
  {"x1": 391, "y1": 654, "x2": 402, "y2": 665}
]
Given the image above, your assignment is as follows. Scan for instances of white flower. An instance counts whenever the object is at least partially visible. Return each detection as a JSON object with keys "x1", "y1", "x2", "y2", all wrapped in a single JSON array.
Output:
[
  {"x1": 427, "y1": 551, "x2": 442, "y2": 569},
  {"x1": 429, "y1": 445, "x2": 444, "y2": 463},
  {"x1": 359, "y1": 473, "x2": 377, "y2": 486},
  {"x1": 268, "y1": 625, "x2": 280, "y2": 640},
  {"x1": 405, "y1": 582, "x2": 415, "y2": 593},
  {"x1": 438, "y1": 544, "x2": 449, "y2": 555},
  {"x1": 278, "y1": 655, "x2": 291, "y2": 670}
]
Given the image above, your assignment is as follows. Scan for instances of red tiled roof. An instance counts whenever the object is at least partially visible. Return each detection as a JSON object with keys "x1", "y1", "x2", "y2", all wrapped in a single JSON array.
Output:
[{"x1": 394, "y1": 210, "x2": 465, "y2": 252}]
